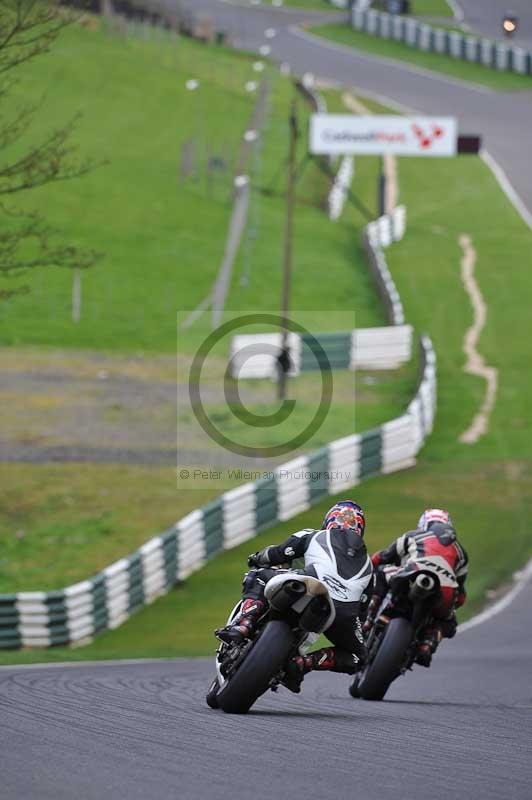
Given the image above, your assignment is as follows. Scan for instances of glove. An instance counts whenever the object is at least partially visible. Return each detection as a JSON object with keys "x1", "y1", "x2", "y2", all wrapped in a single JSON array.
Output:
[
  {"x1": 456, "y1": 590, "x2": 466, "y2": 608},
  {"x1": 247, "y1": 547, "x2": 271, "y2": 569},
  {"x1": 440, "y1": 613, "x2": 458, "y2": 639},
  {"x1": 371, "y1": 552, "x2": 382, "y2": 567}
]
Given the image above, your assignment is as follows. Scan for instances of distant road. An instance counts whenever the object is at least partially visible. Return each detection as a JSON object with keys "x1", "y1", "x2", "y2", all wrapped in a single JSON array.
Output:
[
  {"x1": 459, "y1": 0, "x2": 532, "y2": 48},
  {"x1": 178, "y1": 0, "x2": 532, "y2": 223}
]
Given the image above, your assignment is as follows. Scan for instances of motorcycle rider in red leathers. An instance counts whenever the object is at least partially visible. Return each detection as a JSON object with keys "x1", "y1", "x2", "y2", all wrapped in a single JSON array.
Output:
[{"x1": 364, "y1": 508, "x2": 468, "y2": 667}]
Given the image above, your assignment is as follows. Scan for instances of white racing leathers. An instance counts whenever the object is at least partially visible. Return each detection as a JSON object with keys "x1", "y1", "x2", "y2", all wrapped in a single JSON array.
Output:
[
  {"x1": 299, "y1": 528, "x2": 373, "y2": 605},
  {"x1": 247, "y1": 526, "x2": 373, "y2": 662}
]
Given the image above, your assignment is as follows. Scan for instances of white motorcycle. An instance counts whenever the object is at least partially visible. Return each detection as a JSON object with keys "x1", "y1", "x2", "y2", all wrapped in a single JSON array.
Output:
[{"x1": 206, "y1": 571, "x2": 336, "y2": 714}]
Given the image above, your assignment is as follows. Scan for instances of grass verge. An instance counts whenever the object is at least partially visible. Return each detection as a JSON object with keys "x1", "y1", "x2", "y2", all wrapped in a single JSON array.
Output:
[
  {"x1": 251, "y1": 0, "x2": 341, "y2": 9},
  {"x1": 236, "y1": 0, "x2": 451, "y2": 13},
  {"x1": 410, "y1": 0, "x2": 454, "y2": 16},
  {"x1": 0, "y1": 464, "x2": 199, "y2": 593},
  {"x1": 309, "y1": 23, "x2": 532, "y2": 91},
  {"x1": 0, "y1": 360, "x2": 416, "y2": 593},
  {"x1": 1, "y1": 455, "x2": 530, "y2": 664}
]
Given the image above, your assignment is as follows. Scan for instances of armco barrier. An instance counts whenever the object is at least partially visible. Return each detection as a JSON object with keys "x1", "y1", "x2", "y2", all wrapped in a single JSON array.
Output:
[
  {"x1": 351, "y1": 7, "x2": 532, "y2": 76},
  {"x1": 0, "y1": 227, "x2": 434, "y2": 651}
]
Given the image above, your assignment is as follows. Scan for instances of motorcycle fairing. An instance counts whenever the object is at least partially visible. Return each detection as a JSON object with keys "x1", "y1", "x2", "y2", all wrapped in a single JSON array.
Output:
[{"x1": 384, "y1": 556, "x2": 458, "y2": 589}]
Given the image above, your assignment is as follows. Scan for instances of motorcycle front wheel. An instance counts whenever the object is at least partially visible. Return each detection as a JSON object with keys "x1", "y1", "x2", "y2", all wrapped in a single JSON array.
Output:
[
  {"x1": 217, "y1": 620, "x2": 295, "y2": 714},
  {"x1": 358, "y1": 617, "x2": 413, "y2": 701}
]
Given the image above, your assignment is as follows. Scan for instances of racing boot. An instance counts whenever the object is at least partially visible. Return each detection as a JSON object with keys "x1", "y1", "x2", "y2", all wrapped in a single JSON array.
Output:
[
  {"x1": 215, "y1": 599, "x2": 265, "y2": 645},
  {"x1": 415, "y1": 626, "x2": 443, "y2": 667},
  {"x1": 282, "y1": 651, "x2": 332, "y2": 694},
  {"x1": 283, "y1": 648, "x2": 362, "y2": 694},
  {"x1": 282, "y1": 656, "x2": 309, "y2": 693}
]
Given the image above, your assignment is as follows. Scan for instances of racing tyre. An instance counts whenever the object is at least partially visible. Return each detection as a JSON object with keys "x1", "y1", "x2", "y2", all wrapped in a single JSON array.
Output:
[
  {"x1": 348, "y1": 674, "x2": 361, "y2": 698},
  {"x1": 217, "y1": 620, "x2": 295, "y2": 714},
  {"x1": 206, "y1": 677, "x2": 220, "y2": 709},
  {"x1": 359, "y1": 617, "x2": 413, "y2": 701}
]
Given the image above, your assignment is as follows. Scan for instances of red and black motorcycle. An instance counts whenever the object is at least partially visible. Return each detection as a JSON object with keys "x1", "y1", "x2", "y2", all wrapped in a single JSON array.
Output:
[{"x1": 349, "y1": 556, "x2": 458, "y2": 701}]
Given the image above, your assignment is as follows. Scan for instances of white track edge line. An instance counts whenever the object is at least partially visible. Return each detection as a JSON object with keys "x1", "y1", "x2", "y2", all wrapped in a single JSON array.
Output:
[
  {"x1": 446, "y1": 0, "x2": 465, "y2": 24},
  {"x1": 348, "y1": 85, "x2": 417, "y2": 113},
  {"x1": 458, "y1": 557, "x2": 532, "y2": 633},
  {"x1": 481, "y1": 149, "x2": 532, "y2": 231},
  {"x1": 0, "y1": 657, "x2": 207, "y2": 671}
]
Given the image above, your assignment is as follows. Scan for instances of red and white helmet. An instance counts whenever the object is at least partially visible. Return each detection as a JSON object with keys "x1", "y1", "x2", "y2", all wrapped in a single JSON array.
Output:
[
  {"x1": 323, "y1": 500, "x2": 365, "y2": 537},
  {"x1": 418, "y1": 508, "x2": 452, "y2": 531}
]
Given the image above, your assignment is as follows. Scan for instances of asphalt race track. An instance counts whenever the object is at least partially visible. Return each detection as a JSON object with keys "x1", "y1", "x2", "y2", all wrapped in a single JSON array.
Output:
[
  {"x1": 1, "y1": 574, "x2": 532, "y2": 800},
  {"x1": 179, "y1": 0, "x2": 532, "y2": 222}
]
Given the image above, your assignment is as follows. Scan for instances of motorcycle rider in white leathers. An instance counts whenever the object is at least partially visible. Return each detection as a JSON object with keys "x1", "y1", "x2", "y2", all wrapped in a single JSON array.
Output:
[{"x1": 216, "y1": 501, "x2": 373, "y2": 692}]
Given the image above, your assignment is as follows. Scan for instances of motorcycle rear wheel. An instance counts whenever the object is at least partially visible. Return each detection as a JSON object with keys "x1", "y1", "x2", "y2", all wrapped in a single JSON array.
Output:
[
  {"x1": 348, "y1": 674, "x2": 361, "y2": 698},
  {"x1": 217, "y1": 620, "x2": 295, "y2": 714},
  {"x1": 206, "y1": 677, "x2": 220, "y2": 709},
  {"x1": 358, "y1": 617, "x2": 413, "y2": 701}
]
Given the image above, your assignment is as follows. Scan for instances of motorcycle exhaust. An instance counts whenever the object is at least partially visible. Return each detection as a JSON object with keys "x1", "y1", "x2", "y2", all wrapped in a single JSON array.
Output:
[
  {"x1": 268, "y1": 579, "x2": 306, "y2": 612},
  {"x1": 284, "y1": 580, "x2": 307, "y2": 597},
  {"x1": 409, "y1": 573, "x2": 436, "y2": 601}
]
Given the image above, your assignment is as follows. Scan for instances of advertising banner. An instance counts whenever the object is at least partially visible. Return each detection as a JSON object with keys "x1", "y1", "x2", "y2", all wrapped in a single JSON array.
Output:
[{"x1": 310, "y1": 114, "x2": 457, "y2": 156}]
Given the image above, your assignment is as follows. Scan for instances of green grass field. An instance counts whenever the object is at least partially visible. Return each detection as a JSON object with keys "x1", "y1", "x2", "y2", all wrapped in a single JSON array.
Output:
[
  {"x1": 0, "y1": 20, "x2": 384, "y2": 350},
  {"x1": 310, "y1": 23, "x2": 532, "y2": 91},
  {"x1": 2, "y1": 18, "x2": 532, "y2": 665},
  {"x1": 3, "y1": 145, "x2": 532, "y2": 665},
  {"x1": 0, "y1": 360, "x2": 416, "y2": 594},
  {"x1": 0, "y1": 19, "x2": 414, "y2": 597}
]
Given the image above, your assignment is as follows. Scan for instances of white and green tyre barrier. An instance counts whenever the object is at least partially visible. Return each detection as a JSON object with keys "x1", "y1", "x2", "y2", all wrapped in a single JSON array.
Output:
[
  {"x1": 229, "y1": 324, "x2": 413, "y2": 378},
  {"x1": 329, "y1": 156, "x2": 355, "y2": 221},
  {"x1": 351, "y1": 8, "x2": 532, "y2": 76},
  {"x1": 362, "y1": 206, "x2": 406, "y2": 325},
  {"x1": 0, "y1": 210, "x2": 436, "y2": 650},
  {"x1": 229, "y1": 206, "x2": 408, "y2": 379}
]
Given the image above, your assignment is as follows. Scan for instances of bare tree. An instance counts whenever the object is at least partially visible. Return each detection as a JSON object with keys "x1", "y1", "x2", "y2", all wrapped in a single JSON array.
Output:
[{"x1": 0, "y1": 0, "x2": 101, "y2": 301}]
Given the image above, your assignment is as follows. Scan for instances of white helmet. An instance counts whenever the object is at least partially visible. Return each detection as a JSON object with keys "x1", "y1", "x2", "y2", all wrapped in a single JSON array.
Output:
[{"x1": 418, "y1": 508, "x2": 452, "y2": 531}]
